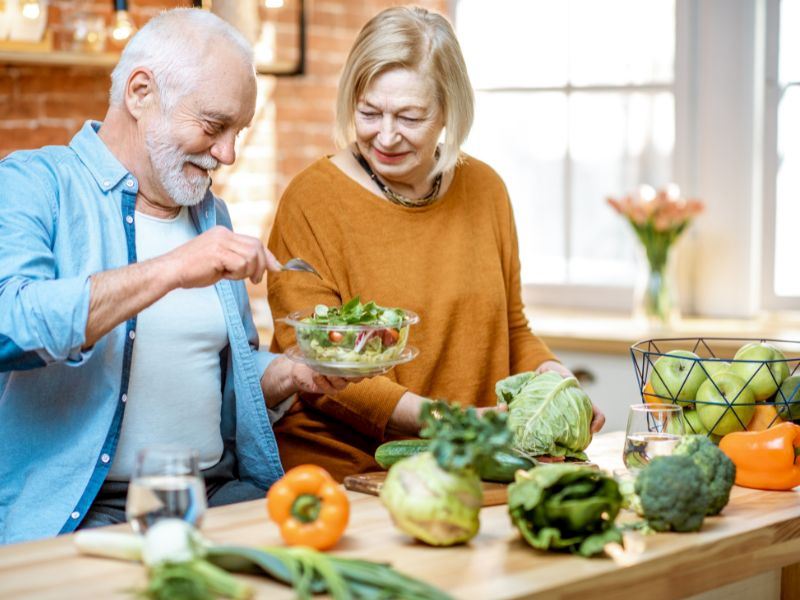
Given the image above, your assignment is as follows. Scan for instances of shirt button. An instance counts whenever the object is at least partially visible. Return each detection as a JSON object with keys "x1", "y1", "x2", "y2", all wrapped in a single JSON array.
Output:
[
  {"x1": 129, "y1": 330, "x2": 136, "y2": 340},
  {"x1": 126, "y1": 179, "x2": 134, "y2": 187},
  {"x1": 125, "y1": 215, "x2": 134, "y2": 224},
  {"x1": 100, "y1": 454, "x2": 110, "y2": 464},
  {"x1": 205, "y1": 210, "x2": 209, "y2": 218},
  {"x1": 71, "y1": 511, "x2": 80, "y2": 520},
  {"x1": 102, "y1": 180, "x2": 110, "y2": 187},
  {"x1": 121, "y1": 393, "x2": 128, "y2": 403}
]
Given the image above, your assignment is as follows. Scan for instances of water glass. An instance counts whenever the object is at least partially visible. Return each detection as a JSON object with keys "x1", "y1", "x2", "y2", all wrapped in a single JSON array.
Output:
[
  {"x1": 623, "y1": 403, "x2": 684, "y2": 472},
  {"x1": 126, "y1": 446, "x2": 207, "y2": 534}
]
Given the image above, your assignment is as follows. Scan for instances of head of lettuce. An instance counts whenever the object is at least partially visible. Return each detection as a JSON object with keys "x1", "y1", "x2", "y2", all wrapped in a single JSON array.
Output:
[{"x1": 496, "y1": 371, "x2": 594, "y2": 460}]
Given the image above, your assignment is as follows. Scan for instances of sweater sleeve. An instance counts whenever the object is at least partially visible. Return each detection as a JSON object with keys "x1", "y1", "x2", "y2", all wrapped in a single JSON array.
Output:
[
  {"x1": 500, "y1": 186, "x2": 559, "y2": 373},
  {"x1": 266, "y1": 173, "x2": 408, "y2": 441}
]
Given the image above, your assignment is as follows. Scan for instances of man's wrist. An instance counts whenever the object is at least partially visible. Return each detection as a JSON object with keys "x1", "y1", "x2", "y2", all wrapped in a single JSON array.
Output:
[
  {"x1": 149, "y1": 254, "x2": 182, "y2": 294},
  {"x1": 261, "y1": 354, "x2": 296, "y2": 407}
]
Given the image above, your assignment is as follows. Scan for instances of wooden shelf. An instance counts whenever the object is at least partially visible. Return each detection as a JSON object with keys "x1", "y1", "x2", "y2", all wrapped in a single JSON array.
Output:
[{"x1": 0, "y1": 49, "x2": 119, "y2": 68}]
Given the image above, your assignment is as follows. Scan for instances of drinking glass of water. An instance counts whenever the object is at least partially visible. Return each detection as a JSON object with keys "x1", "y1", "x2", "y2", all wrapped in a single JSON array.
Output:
[
  {"x1": 126, "y1": 446, "x2": 207, "y2": 533},
  {"x1": 623, "y1": 404, "x2": 684, "y2": 472}
]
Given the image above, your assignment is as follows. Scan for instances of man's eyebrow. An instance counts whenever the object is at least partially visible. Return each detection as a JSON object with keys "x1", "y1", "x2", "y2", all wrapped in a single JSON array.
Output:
[{"x1": 200, "y1": 111, "x2": 233, "y2": 123}]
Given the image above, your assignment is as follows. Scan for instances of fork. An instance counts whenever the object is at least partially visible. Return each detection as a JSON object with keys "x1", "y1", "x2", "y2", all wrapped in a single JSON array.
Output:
[{"x1": 281, "y1": 257, "x2": 322, "y2": 279}]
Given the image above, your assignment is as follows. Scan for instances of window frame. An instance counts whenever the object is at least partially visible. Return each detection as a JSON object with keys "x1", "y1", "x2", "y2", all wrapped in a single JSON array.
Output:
[
  {"x1": 761, "y1": 0, "x2": 800, "y2": 311},
  {"x1": 453, "y1": 0, "x2": 686, "y2": 312}
]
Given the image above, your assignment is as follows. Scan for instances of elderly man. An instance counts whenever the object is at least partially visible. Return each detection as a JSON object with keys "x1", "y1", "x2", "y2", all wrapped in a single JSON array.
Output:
[{"x1": 0, "y1": 9, "x2": 344, "y2": 544}]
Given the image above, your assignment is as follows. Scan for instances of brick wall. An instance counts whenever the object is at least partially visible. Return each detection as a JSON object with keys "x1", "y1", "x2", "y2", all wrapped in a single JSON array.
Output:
[
  {"x1": 0, "y1": 0, "x2": 449, "y2": 329},
  {"x1": 0, "y1": 0, "x2": 189, "y2": 157}
]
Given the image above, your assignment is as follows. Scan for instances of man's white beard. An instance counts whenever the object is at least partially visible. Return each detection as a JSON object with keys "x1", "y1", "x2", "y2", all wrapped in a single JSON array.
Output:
[{"x1": 145, "y1": 121, "x2": 220, "y2": 207}]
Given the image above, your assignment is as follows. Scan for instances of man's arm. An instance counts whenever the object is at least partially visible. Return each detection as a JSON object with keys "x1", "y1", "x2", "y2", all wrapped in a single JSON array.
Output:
[{"x1": 84, "y1": 225, "x2": 280, "y2": 347}]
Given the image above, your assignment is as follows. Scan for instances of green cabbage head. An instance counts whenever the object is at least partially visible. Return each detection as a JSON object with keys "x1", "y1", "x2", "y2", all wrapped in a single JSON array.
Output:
[
  {"x1": 379, "y1": 452, "x2": 482, "y2": 546},
  {"x1": 496, "y1": 371, "x2": 593, "y2": 459}
]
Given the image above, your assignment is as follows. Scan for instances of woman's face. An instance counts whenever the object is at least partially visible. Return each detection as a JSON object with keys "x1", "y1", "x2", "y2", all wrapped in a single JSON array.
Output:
[{"x1": 354, "y1": 68, "x2": 444, "y2": 189}]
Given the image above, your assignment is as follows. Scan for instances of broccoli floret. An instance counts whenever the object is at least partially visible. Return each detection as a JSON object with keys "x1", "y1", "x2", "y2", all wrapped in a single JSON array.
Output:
[
  {"x1": 634, "y1": 456, "x2": 709, "y2": 532},
  {"x1": 673, "y1": 435, "x2": 736, "y2": 516}
]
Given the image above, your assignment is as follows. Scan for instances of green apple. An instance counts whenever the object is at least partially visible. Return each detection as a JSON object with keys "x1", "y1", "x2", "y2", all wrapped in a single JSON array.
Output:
[
  {"x1": 696, "y1": 372, "x2": 756, "y2": 435},
  {"x1": 666, "y1": 409, "x2": 723, "y2": 443},
  {"x1": 666, "y1": 408, "x2": 706, "y2": 435},
  {"x1": 650, "y1": 350, "x2": 707, "y2": 406},
  {"x1": 774, "y1": 374, "x2": 800, "y2": 421},
  {"x1": 699, "y1": 360, "x2": 730, "y2": 378},
  {"x1": 729, "y1": 342, "x2": 789, "y2": 401}
]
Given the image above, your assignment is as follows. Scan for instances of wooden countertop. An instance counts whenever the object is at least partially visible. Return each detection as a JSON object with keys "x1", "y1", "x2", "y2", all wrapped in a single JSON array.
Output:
[{"x1": 1, "y1": 432, "x2": 799, "y2": 599}]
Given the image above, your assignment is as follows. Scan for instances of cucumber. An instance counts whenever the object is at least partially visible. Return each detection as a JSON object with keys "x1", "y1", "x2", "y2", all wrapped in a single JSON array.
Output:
[
  {"x1": 375, "y1": 439, "x2": 429, "y2": 469},
  {"x1": 476, "y1": 451, "x2": 536, "y2": 483},
  {"x1": 374, "y1": 440, "x2": 535, "y2": 483}
]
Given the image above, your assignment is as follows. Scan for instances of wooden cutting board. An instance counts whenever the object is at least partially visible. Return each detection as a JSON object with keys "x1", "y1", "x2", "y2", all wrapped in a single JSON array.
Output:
[{"x1": 343, "y1": 471, "x2": 510, "y2": 506}]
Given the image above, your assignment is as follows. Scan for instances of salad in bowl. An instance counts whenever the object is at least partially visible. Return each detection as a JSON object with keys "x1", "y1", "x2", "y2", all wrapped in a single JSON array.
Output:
[{"x1": 281, "y1": 297, "x2": 419, "y2": 377}]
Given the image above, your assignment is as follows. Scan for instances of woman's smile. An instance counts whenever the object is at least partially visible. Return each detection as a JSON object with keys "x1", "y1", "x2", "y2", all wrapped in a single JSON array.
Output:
[{"x1": 371, "y1": 147, "x2": 410, "y2": 164}]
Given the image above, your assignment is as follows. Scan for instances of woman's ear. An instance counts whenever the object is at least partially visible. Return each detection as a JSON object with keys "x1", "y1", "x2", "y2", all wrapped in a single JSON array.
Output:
[{"x1": 124, "y1": 67, "x2": 157, "y2": 120}]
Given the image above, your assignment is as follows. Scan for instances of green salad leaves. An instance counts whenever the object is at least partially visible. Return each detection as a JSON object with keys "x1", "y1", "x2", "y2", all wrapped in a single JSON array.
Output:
[
  {"x1": 307, "y1": 296, "x2": 406, "y2": 328},
  {"x1": 296, "y1": 297, "x2": 411, "y2": 367}
]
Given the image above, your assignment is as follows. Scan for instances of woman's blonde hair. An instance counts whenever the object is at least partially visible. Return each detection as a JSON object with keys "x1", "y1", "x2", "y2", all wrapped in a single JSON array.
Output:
[{"x1": 334, "y1": 6, "x2": 474, "y2": 176}]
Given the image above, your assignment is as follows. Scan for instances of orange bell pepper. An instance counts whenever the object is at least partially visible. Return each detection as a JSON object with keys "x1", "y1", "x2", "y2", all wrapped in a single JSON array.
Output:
[
  {"x1": 266, "y1": 464, "x2": 350, "y2": 550},
  {"x1": 719, "y1": 422, "x2": 800, "y2": 491}
]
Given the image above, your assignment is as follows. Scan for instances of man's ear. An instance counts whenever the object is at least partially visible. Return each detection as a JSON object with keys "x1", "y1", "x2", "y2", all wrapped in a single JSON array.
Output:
[{"x1": 124, "y1": 67, "x2": 158, "y2": 120}]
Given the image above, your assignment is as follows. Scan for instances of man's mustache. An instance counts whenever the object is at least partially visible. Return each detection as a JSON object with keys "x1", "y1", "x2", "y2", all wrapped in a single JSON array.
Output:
[{"x1": 186, "y1": 153, "x2": 219, "y2": 172}]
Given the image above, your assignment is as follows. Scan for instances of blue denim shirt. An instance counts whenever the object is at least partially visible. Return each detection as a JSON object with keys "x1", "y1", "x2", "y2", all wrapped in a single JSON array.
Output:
[{"x1": 0, "y1": 121, "x2": 284, "y2": 544}]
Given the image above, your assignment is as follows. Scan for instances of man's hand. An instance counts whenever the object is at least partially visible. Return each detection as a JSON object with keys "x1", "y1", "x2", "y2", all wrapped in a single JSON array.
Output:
[
  {"x1": 261, "y1": 355, "x2": 358, "y2": 408},
  {"x1": 160, "y1": 226, "x2": 282, "y2": 289},
  {"x1": 84, "y1": 227, "x2": 282, "y2": 347}
]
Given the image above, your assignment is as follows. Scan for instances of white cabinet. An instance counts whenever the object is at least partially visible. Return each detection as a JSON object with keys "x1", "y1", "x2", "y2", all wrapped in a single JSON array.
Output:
[{"x1": 553, "y1": 349, "x2": 642, "y2": 433}]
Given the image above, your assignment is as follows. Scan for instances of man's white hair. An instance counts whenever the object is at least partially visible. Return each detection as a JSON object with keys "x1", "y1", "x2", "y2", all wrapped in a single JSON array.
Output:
[{"x1": 109, "y1": 8, "x2": 254, "y2": 112}]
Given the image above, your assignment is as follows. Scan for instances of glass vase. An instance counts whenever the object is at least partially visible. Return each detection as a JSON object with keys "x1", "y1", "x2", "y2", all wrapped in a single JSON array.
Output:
[{"x1": 633, "y1": 245, "x2": 679, "y2": 328}]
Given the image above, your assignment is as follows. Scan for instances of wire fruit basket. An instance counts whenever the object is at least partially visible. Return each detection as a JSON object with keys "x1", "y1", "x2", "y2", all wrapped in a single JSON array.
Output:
[{"x1": 630, "y1": 337, "x2": 800, "y2": 440}]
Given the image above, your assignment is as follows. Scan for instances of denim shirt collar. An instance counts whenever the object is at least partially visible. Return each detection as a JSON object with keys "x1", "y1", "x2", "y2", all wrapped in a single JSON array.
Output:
[
  {"x1": 69, "y1": 121, "x2": 131, "y2": 193},
  {"x1": 69, "y1": 120, "x2": 217, "y2": 228}
]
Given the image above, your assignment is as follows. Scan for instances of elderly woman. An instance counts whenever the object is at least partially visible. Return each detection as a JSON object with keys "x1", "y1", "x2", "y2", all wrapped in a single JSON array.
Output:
[{"x1": 267, "y1": 6, "x2": 604, "y2": 480}]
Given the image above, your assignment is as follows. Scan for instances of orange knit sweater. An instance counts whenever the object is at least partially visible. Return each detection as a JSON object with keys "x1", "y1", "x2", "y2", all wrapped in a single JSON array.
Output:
[{"x1": 267, "y1": 155, "x2": 557, "y2": 480}]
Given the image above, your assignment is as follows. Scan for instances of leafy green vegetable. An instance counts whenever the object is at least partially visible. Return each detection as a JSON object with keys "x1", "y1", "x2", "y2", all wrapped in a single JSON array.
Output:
[
  {"x1": 207, "y1": 545, "x2": 452, "y2": 600},
  {"x1": 496, "y1": 372, "x2": 593, "y2": 459},
  {"x1": 635, "y1": 455, "x2": 710, "y2": 532},
  {"x1": 673, "y1": 435, "x2": 735, "y2": 516},
  {"x1": 508, "y1": 464, "x2": 623, "y2": 557},
  {"x1": 307, "y1": 296, "x2": 406, "y2": 327},
  {"x1": 419, "y1": 400, "x2": 512, "y2": 472},
  {"x1": 379, "y1": 401, "x2": 511, "y2": 546},
  {"x1": 139, "y1": 560, "x2": 251, "y2": 600},
  {"x1": 76, "y1": 522, "x2": 449, "y2": 600},
  {"x1": 296, "y1": 297, "x2": 411, "y2": 366}
]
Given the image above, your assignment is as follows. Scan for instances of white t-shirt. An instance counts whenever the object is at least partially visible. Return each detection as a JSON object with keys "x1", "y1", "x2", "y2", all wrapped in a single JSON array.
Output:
[{"x1": 108, "y1": 208, "x2": 229, "y2": 480}]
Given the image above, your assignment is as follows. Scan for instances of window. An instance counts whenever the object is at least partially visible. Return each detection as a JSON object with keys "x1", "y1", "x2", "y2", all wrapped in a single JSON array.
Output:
[
  {"x1": 456, "y1": 0, "x2": 676, "y2": 309},
  {"x1": 766, "y1": 0, "x2": 800, "y2": 305}
]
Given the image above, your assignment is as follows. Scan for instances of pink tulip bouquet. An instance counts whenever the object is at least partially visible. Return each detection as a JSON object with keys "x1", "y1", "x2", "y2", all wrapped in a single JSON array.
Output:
[{"x1": 607, "y1": 185, "x2": 704, "y2": 323}]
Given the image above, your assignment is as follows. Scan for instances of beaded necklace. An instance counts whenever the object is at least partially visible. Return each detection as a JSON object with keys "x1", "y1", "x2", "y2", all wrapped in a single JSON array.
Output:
[{"x1": 352, "y1": 151, "x2": 442, "y2": 208}]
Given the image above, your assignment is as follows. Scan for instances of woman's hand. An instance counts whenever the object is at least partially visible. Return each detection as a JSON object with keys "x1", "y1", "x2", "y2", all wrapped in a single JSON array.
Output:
[
  {"x1": 536, "y1": 360, "x2": 605, "y2": 433},
  {"x1": 589, "y1": 403, "x2": 605, "y2": 433},
  {"x1": 535, "y1": 360, "x2": 574, "y2": 378},
  {"x1": 261, "y1": 355, "x2": 358, "y2": 408}
]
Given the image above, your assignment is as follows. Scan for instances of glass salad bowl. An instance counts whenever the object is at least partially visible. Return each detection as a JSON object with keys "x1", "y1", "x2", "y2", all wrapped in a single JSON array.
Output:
[{"x1": 281, "y1": 298, "x2": 420, "y2": 378}]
